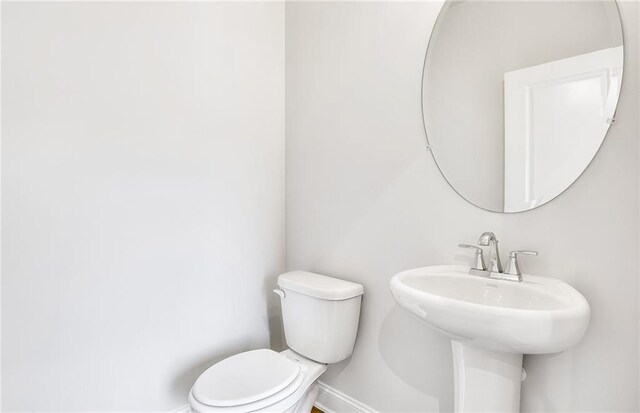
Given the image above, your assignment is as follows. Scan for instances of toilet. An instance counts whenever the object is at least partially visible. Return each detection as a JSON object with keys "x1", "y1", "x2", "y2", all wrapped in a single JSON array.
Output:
[{"x1": 188, "y1": 271, "x2": 364, "y2": 413}]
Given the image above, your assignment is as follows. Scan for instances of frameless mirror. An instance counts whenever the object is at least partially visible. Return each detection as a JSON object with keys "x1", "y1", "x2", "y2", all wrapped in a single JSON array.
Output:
[{"x1": 423, "y1": 0, "x2": 623, "y2": 213}]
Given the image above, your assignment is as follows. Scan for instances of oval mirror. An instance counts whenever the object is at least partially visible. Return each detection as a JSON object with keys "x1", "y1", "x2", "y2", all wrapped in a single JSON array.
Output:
[{"x1": 423, "y1": 0, "x2": 624, "y2": 213}]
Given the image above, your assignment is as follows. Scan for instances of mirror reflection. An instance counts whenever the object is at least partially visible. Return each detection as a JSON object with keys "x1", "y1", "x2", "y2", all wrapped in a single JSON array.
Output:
[{"x1": 423, "y1": 0, "x2": 623, "y2": 212}]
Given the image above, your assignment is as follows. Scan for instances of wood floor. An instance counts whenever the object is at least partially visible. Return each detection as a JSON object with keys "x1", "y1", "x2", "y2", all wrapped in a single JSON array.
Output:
[{"x1": 311, "y1": 407, "x2": 323, "y2": 413}]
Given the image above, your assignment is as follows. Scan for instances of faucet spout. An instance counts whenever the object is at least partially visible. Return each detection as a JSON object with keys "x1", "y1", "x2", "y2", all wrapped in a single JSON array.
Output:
[{"x1": 478, "y1": 232, "x2": 503, "y2": 273}]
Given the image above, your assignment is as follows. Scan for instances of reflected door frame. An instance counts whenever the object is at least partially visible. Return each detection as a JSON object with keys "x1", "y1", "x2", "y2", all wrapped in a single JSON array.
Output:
[{"x1": 503, "y1": 46, "x2": 622, "y2": 212}]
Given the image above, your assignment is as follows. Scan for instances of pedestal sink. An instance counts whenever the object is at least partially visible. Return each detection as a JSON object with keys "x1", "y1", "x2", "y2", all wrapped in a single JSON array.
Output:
[{"x1": 390, "y1": 265, "x2": 590, "y2": 412}]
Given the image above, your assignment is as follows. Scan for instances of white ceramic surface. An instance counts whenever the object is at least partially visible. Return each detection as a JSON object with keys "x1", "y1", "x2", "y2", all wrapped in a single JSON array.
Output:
[
  {"x1": 189, "y1": 350, "x2": 326, "y2": 413},
  {"x1": 191, "y1": 349, "x2": 301, "y2": 407},
  {"x1": 390, "y1": 265, "x2": 590, "y2": 354},
  {"x1": 391, "y1": 265, "x2": 591, "y2": 412},
  {"x1": 277, "y1": 272, "x2": 363, "y2": 363},
  {"x1": 190, "y1": 272, "x2": 364, "y2": 413},
  {"x1": 278, "y1": 271, "x2": 364, "y2": 300}
]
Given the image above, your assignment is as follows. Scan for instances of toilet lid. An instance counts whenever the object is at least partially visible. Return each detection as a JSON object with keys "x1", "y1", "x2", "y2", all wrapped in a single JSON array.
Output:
[{"x1": 192, "y1": 349, "x2": 302, "y2": 407}]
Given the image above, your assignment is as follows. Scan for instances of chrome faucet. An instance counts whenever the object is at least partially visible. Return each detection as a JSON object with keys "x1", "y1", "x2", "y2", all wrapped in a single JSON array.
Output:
[
  {"x1": 478, "y1": 231, "x2": 502, "y2": 273},
  {"x1": 459, "y1": 232, "x2": 538, "y2": 282}
]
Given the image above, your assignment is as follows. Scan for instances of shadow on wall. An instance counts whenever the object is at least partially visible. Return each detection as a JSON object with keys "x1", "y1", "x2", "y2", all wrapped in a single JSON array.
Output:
[
  {"x1": 379, "y1": 306, "x2": 454, "y2": 411},
  {"x1": 265, "y1": 273, "x2": 286, "y2": 351}
]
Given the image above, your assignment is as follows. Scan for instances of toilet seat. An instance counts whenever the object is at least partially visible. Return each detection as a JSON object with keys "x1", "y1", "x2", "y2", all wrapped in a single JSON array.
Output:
[{"x1": 191, "y1": 349, "x2": 305, "y2": 412}]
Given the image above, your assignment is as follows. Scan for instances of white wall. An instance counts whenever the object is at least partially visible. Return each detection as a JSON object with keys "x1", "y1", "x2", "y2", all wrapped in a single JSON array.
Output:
[
  {"x1": 286, "y1": 1, "x2": 639, "y2": 412},
  {"x1": 2, "y1": 2, "x2": 284, "y2": 411}
]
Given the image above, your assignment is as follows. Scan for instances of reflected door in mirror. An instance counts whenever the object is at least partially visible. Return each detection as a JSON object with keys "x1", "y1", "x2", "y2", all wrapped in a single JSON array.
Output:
[{"x1": 504, "y1": 46, "x2": 623, "y2": 212}]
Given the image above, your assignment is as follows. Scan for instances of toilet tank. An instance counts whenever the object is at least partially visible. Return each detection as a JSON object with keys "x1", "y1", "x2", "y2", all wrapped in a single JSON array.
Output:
[{"x1": 276, "y1": 271, "x2": 363, "y2": 364}]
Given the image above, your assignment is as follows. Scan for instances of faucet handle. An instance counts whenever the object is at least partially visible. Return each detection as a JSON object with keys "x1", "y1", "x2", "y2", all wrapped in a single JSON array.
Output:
[
  {"x1": 458, "y1": 244, "x2": 486, "y2": 271},
  {"x1": 505, "y1": 250, "x2": 538, "y2": 277},
  {"x1": 509, "y1": 250, "x2": 538, "y2": 257}
]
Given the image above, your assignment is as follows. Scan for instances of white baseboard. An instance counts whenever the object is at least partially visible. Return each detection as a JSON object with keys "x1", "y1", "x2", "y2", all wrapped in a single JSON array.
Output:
[{"x1": 314, "y1": 381, "x2": 378, "y2": 413}]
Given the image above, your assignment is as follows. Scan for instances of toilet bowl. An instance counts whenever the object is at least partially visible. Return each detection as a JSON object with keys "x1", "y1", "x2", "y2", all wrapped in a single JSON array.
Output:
[
  {"x1": 188, "y1": 349, "x2": 326, "y2": 413},
  {"x1": 189, "y1": 271, "x2": 363, "y2": 413}
]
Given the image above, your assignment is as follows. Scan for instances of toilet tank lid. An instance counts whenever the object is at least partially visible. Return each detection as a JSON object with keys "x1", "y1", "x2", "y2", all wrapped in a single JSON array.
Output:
[{"x1": 278, "y1": 271, "x2": 364, "y2": 300}]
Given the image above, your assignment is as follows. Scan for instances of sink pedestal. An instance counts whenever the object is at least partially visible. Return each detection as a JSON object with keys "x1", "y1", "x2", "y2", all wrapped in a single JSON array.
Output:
[{"x1": 452, "y1": 341, "x2": 523, "y2": 412}]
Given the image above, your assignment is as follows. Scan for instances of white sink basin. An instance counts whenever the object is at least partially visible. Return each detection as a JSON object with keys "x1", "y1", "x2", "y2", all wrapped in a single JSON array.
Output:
[
  {"x1": 390, "y1": 265, "x2": 590, "y2": 354},
  {"x1": 390, "y1": 265, "x2": 590, "y2": 412}
]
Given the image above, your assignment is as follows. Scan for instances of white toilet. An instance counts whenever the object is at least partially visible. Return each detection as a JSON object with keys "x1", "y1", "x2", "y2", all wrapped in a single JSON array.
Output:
[{"x1": 189, "y1": 271, "x2": 364, "y2": 413}]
